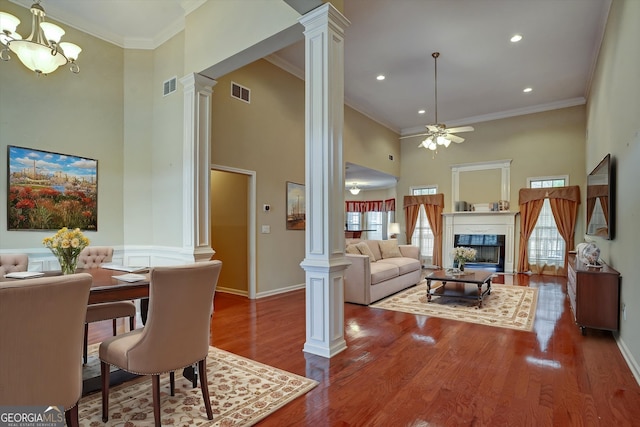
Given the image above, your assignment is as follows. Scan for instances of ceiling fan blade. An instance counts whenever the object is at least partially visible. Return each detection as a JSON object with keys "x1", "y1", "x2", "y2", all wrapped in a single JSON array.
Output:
[
  {"x1": 446, "y1": 126, "x2": 474, "y2": 133},
  {"x1": 426, "y1": 125, "x2": 439, "y2": 132},
  {"x1": 448, "y1": 134, "x2": 465, "y2": 143},
  {"x1": 400, "y1": 133, "x2": 428, "y2": 140}
]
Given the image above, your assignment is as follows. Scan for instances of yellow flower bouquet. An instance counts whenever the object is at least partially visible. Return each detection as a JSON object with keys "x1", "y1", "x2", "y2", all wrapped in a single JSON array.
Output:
[{"x1": 43, "y1": 227, "x2": 90, "y2": 274}]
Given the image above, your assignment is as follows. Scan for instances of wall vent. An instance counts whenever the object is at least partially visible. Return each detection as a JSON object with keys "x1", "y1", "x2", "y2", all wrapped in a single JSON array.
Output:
[
  {"x1": 231, "y1": 82, "x2": 250, "y2": 103},
  {"x1": 163, "y1": 76, "x2": 177, "y2": 96}
]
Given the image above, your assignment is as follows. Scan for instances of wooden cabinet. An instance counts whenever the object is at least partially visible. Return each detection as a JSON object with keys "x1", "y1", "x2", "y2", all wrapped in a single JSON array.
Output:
[{"x1": 567, "y1": 253, "x2": 621, "y2": 335}]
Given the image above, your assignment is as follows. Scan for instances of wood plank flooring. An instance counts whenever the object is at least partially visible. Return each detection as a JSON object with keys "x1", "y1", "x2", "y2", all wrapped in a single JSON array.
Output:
[{"x1": 88, "y1": 273, "x2": 640, "y2": 426}]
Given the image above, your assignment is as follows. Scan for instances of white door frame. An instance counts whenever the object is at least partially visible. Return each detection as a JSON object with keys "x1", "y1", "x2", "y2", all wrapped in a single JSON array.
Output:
[{"x1": 211, "y1": 164, "x2": 257, "y2": 299}]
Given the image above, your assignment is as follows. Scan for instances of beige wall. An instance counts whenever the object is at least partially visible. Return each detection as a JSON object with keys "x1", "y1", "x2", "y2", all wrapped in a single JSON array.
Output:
[
  {"x1": 586, "y1": 0, "x2": 640, "y2": 374},
  {"x1": 210, "y1": 59, "x2": 401, "y2": 293},
  {"x1": 0, "y1": 0, "x2": 125, "y2": 250}
]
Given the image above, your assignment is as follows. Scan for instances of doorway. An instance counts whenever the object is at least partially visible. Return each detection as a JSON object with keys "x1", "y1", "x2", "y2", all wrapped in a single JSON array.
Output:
[{"x1": 210, "y1": 166, "x2": 256, "y2": 298}]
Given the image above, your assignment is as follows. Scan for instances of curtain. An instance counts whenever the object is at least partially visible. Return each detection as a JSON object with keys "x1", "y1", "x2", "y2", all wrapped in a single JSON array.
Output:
[
  {"x1": 549, "y1": 197, "x2": 579, "y2": 272},
  {"x1": 518, "y1": 186, "x2": 580, "y2": 274},
  {"x1": 345, "y1": 199, "x2": 395, "y2": 213},
  {"x1": 403, "y1": 194, "x2": 444, "y2": 267}
]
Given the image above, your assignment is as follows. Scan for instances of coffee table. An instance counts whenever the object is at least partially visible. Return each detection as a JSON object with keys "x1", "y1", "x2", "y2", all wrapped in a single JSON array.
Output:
[{"x1": 426, "y1": 269, "x2": 493, "y2": 308}]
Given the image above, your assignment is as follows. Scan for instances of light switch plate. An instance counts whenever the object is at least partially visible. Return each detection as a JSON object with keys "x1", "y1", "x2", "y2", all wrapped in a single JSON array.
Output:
[{"x1": 261, "y1": 225, "x2": 270, "y2": 233}]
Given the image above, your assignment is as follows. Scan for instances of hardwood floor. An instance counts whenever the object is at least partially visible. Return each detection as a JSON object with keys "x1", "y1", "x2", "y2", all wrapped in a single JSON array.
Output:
[{"x1": 88, "y1": 273, "x2": 640, "y2": 426}]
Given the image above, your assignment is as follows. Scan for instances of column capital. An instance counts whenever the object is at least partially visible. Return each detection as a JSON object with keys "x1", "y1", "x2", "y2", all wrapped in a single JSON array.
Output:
[
  {"x1": 299, "y1": 2, "x2": 350, "y2": 34},
  {"x1": 180, "y1": 73, "x2": 217, "y2": 93}
]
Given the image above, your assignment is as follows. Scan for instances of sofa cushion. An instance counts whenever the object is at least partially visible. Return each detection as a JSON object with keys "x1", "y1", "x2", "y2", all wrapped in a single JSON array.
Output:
[
  {"x1": 370, "y1": 262, "x2": 399, "y2": 285},
  {"x1": 355, "y1": 242, "x2": 376, "y2": 262},
  {"x1": 379, "y1": 239, "x2": 402, "y2": 258},
  {"x1": 364, "y1": 240, "x2": 383, "y2": 261},
  {"x1": 346, "y1": 244, "x2": 361, "y2": 255},
  {"x1": 377, "y1": 257, "x2": 421, "y2": 276}
]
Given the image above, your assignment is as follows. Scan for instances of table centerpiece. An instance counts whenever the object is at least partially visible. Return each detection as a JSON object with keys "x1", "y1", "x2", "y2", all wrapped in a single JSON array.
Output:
[
  {"x1": 43, "y1": 227, "x2": 90, "y2": 274},
  {"x1": 451, "y1": 246, "x2": 477, "y2": 272}
]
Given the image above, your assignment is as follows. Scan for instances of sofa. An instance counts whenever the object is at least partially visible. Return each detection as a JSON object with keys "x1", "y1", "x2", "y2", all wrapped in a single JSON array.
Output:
[{"x1": 344, "y1": 239, "x2": 422, "y2": 305}]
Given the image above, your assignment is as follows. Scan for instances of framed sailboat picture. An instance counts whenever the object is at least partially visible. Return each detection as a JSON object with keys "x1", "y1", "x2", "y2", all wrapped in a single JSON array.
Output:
[{"x1": 286, "y1": 181, "x2": 305, "y2": 230}]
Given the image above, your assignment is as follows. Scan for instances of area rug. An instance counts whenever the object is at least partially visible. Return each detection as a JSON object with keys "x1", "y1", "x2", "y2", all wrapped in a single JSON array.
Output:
[
  {"x1": 79, "y1": 346, "x2": 318, "y2": 426},
  {"x1": 371, "y1": 282, "x2": 538, "y2": 331}
]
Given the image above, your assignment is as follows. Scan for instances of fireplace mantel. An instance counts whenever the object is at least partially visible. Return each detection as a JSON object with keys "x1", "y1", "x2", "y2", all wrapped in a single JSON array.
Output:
[{"x1": 443, "y1": 211, "x2": 519, "y2": 273}]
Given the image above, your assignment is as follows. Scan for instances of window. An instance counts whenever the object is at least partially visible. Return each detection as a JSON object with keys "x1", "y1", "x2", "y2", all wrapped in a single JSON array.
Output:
[
  {"x1": 527, "y1": 176, "x2": 567, "y2": 274},
  {"x1": 410, "y1": 186, "x2": 437, "y2": 264}
]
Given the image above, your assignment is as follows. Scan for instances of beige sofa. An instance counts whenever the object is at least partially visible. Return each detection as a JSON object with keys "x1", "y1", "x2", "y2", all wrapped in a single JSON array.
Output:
[{"x1": 344, "y1": 239, "x2": 422, "y2": 305}]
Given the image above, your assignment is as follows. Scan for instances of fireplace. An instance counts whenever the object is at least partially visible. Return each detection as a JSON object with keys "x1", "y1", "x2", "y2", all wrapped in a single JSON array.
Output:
[
  {"x1": 443, "y1": 212, "x2": 518, "y2": 273},
  {"x1": 454, "y1": 234, "x2": 505, "y2": 272}
]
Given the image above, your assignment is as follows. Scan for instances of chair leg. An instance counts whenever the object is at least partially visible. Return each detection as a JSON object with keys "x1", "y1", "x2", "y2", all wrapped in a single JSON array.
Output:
[
  {"x1": 129, "y1": 315, "x2": 135, "y2": 331},
  {"x1": 65, "y1": 404, "x2": 79, "y2": 427},
  {"x1": 112, "y1": 318, "x2": 117, "y2": 336},
  {"x1": 152, "y1": 374, "x2": 161, "y2": 427},
  {"x1": 83, "y1": 323, "x2": 89, "y2": 365},
  {"x1": 101, "y1": 361, "x2": 110, "y2": 422},
  {"x1": 169, "y1": 371, "x2": 175, "y2": 396},
  {"x1": 193, "y1": 364, "x2": 198, "y2": 389},
  {"x1": 198, "y1": 359, "x2": 213, "y2": 420}
]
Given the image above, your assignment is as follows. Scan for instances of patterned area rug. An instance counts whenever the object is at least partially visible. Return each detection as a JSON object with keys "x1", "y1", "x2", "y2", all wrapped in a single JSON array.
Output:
[
  {"x1": 371, "y1": 282, "x2": 538, "y2": 331},
  {"x1": 80, "y1": 346, "x2": 318, "y2": 426}
]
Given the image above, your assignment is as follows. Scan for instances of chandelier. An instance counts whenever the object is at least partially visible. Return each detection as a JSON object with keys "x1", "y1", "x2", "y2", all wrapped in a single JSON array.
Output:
[
  {"x1": 0, "y1": 1, "x2": 81, "y2": 75},
  {"x1": 349, "y1": 183, "x2": 361, "y2": 195}
]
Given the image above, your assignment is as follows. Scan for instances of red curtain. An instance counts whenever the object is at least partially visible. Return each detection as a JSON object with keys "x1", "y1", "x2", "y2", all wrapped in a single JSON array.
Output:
[{"x1": 403, "y1": 194, "x2": 444, "y2": 267}]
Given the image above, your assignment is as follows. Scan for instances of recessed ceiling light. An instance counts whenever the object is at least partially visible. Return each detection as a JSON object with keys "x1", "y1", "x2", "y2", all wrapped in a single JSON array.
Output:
[
  {"x1": 523, "y1": 87, "x2": 533, "y2": 93},
  {"x1": 510, "y1": 34, "x2": 523, "y2": 43},
  {"x1": 376, "y1": 75, "x2": 385, "y2": 81},
  {"x1": 418, "y1": 109, "x2": 426, "y2": 115}
]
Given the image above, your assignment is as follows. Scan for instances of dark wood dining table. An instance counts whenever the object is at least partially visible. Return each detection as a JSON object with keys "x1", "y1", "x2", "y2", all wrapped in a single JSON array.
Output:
[{"x1": 1, "y1": 268, "x2": 150, "y2": 303}]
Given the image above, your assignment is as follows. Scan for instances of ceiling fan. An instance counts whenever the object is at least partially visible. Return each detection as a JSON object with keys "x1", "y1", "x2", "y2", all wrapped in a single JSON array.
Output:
[{"x1": 401, "y1": 52, "x2": 474, "y2": 152}]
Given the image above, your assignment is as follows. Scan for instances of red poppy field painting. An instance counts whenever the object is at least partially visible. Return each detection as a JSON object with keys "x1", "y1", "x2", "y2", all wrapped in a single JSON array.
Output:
[{"x1": 7, "y1": 146, "x2": 98, "y2": 231}]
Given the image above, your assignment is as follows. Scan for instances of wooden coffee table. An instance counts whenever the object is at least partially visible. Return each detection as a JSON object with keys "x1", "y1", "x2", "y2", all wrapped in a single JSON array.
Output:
[{"x1": 426, "y1": 269, "x2": 493, "y2": 308}]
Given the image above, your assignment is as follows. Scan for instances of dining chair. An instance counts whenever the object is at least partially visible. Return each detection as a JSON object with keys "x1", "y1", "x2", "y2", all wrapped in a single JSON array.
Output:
[
  {"x1": 0, "y1": 273, "x2": 92, "y2": 427},
  {"x1": 79, "y1": 246, "x2": 136, "y2": 364},
  {"x1": 100, "y1": 260, "x2": 222, "y2": 426},
  {"x1": 0, "y1": 253, "x2": 29, "y2": 276}
]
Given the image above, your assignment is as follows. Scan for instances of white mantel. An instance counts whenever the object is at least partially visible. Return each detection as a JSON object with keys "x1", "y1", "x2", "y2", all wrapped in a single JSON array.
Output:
[{"x1": 443, "y1": 211, "x2": 519, "y2": 273}]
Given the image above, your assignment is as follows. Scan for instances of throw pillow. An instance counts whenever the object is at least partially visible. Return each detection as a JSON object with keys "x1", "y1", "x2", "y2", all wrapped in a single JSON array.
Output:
[
  {"x1": 379, "y1": 239, "x2": 402, "y2": 258},
  {"x1": 346, "y1": 244, "x2": 360, "y2": 255},
  {"x1": 355, "y1": 242, "x2": 376, "y2": 262}
]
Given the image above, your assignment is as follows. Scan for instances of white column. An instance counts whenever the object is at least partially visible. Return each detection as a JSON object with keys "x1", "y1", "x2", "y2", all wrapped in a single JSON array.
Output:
[
  {"x1": 180, "y1": 73, "x2": 217, "y2": 262},
  {"x1": 299, "y1": 4, "x2": 350, "y2": 358}
]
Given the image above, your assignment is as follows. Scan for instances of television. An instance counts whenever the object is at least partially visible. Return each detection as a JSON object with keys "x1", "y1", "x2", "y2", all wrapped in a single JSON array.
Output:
[{"x1": 586, "y1": 153, "x2": 614, "y2": 239}]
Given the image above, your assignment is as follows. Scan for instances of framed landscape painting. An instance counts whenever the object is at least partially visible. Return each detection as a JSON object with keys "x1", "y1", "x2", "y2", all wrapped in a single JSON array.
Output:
[
  {"x1": 7, "y1": 145, "x2": 98, "y2": 230},
  {"x1": 286, "y1": 181, "x2": 305, "y2": 230}
]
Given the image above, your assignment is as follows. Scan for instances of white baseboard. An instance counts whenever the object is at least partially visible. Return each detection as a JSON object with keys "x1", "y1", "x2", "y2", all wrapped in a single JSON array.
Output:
[
  {"x1": 615, "y1": 333, "x2": 640, "y2": 386},
  {"x1": 256, "y1": 283, "x2": 305, "y2": 299}
]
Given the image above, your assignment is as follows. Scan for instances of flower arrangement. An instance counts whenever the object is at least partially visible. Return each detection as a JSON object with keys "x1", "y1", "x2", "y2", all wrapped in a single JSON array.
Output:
[
  {"x1": 43, "y1": 227, "x2": 90, "y2": 274},
  {"x1": 451, "y1": 246, "x2": 477, "y2": 270}
]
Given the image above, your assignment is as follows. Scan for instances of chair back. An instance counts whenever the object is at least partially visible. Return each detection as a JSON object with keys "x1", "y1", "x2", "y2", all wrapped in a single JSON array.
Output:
[
  {"x1": 0, "y1": 273, "x2": 92, "y2": 408},
  {"x1": 121, "y1": 261, "x2": 221, "y2": 374},
  {"x1": 0, "y1": 253, "x2": 29, "y2": 276},
  {"x1": 77, "y1": 246, "x2": 114, "y2": 269}
]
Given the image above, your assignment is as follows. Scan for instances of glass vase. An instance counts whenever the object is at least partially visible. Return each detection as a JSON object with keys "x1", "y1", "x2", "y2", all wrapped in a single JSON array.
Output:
[{"x1": 57, "y1": 255, "x2": 78, "y2": 275}]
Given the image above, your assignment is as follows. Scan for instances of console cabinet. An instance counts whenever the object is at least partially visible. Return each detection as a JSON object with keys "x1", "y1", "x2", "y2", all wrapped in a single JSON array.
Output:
[{"x1": 567, "y1": 253, "x2": 621, "y2": 335}]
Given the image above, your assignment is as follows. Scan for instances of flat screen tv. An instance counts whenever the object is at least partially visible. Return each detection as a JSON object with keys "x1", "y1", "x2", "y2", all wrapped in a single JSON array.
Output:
[{"x1": 586, "y1": 153, "x2": 614, "y2": 239}]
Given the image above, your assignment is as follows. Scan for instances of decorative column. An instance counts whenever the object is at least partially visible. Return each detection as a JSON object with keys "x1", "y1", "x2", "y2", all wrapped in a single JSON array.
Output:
[
  {"x1": 299, "y1": 4, "x2": 351, "y2": 358},
  {"x1": 180, "y1": 73, "x2": 217, "y2": 262}
]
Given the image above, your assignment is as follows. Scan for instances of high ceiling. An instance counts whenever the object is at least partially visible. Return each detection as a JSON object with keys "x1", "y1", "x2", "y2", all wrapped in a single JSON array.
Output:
[{"x1": 6, "y1": 0, "x2": 611, "y2": 189}]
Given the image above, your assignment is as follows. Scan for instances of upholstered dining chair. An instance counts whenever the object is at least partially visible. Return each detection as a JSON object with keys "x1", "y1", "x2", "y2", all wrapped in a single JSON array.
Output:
[
  {"x1": 100, "y1": 260, "x2": 222, "y2": 427},
  {"x1": 0, "y1": 273, "x2": 92, "y2": 427},
  {"x1": 79, "y1": 246, "x2": 136, "y2": 364},
  {"x1": 0, "y1": 253, "x2": 29, "y2": 276}
]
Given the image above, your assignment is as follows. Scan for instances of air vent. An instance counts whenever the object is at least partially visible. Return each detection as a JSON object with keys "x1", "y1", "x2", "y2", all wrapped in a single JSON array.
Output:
[
  {"x1": 163, "y1": 76, "x2": 177, "y2": 96},
  {"x1": 231, "y1": 82, "x2": 250, "y2": 103}
]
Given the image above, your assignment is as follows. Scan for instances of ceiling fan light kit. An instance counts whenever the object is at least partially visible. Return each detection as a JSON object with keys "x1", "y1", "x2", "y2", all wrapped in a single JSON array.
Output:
[{"x1": 413, "y1": 52, "x2": 474, "y2": 157}]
